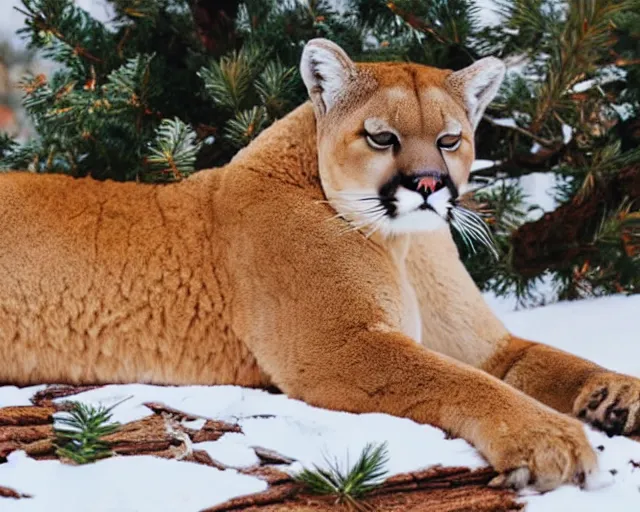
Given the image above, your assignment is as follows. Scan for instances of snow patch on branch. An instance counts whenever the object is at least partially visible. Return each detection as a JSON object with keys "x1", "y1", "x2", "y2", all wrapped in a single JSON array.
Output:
[
  {"x1": 571, "y1": 66, "x2": 627, "y2": 93},
  {"x1": 561, "y1": 124, "x2": 573, "y2": 144},
  {"x1": 471, "y1": 159, "x2": 500, "y2": 172},
  {"x1": 489, "y1": 117, "x2": 518, "y2": 128}
]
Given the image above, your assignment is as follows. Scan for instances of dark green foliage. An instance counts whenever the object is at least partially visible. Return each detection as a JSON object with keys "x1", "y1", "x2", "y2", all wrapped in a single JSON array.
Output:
[
  {"x1": 1, "y1": 0, "x2": 639, "y2": 303},
  {"x1": 0, "y1": 134, "x2": 17, "y2": 160},
  {"x1": 146, "y1": 117, "x2": 202, "y2": 180},
  {"x1": 54, "y1": 402, "x2": 120, "y2": 464},
  {"x1": 462, "y1": 0, "x2": 640, "y2": 304},
  {"x1": 295, "y1": 442, "x2": 389, "y2": 509},
  {"x1": 2, "y1": 0, "x2": 214, "y2": 179},
  {"x1": 198, "y1": 46, "x2": 298, "y2": 148}
]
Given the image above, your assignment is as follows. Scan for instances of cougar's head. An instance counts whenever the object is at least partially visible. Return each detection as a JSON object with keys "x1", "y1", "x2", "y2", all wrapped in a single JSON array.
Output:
[{"x1": 300, "y1": 39, "x2": 505, "y2": 239}]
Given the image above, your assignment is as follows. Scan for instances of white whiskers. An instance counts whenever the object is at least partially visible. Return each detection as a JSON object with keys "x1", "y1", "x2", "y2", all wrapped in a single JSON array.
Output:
[
  {"x1": 323, "y1": 189, "x2": 499, "y2": 257},
  {"x1": 325, "y1": 191, "x2": 390, "y2": 238},
  {"x1": 450, "y1": 207, "x2": 499, "y2": 259}
]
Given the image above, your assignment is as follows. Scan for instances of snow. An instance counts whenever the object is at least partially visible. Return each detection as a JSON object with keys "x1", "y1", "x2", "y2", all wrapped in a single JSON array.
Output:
[
  {"x1": 612, "y1": 103, "x2": 636, "y2": 121},
  {"x1": 0, "y1": 451, "x2": 266, "y2": 512},
  {"x1": 519, "y1": 172, "x2": 560, "y2": 221},
  {"x1": 474, "y1": 0, "x2": 502, "y2": 28},
  {"x1": 573, "y1": 78, "x2": 598, "y2": 94},
  {"x1": 489, "y1": 117, "x2": 518, "y2": 128},
  {"x1": 49, "y1": 384, "x2": 484, "y2": 476},
  {"x1": 182, "y1": 418, "x2": 206, "y2": 431},
  {"x1": 194, "y1": 434, "x2": 261, "y2": 469},
  {"x1": 527, "y1": 428, "x2": 640, "y2": 511},
  {"x1": 484, "y1": 271, "x2": 558, "y2": 311},
  {"x1": 498, "y1": 295, "x2": 640, "y2": 377},
  {"x1": 0, "y1": 385, "x2": 46, "y2": 408},
  {"x1": 561, "y1": 123, "x2": 573, "y2": 144},
  {"x1": 1, "y1": 296, "x2": 639, "y2": 510},
  {"x1": 572, "y1": 65, "x2": 627, "y2": 94},
  {"x1": 471, "y1": 159, "x2": 500, "y2": 172},
  {"x1": 476, "y1": 171, "x2": 559, "y2": 225}
]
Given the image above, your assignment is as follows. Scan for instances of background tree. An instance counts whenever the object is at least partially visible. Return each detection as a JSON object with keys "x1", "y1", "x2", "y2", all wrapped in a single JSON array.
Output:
[{"x1": 1, "y1": 0, "x2": 638, "y2": 305}]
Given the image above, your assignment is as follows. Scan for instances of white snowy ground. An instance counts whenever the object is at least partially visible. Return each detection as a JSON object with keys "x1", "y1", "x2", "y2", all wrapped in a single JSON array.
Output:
[{"x1": 1, "y1": 295, "x2": 639, "y2": 511}]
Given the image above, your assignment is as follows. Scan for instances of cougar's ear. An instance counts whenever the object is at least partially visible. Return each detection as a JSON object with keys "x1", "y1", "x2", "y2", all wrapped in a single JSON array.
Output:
[
  {"x1": 300, "y1": 38, "x2": 357, "y2": 116},
  {"x1": 446, "y1": 57, "x2": 506, "y2": 130}
]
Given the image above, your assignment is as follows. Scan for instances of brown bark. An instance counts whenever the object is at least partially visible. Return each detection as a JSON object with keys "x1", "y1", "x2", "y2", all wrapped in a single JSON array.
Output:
[
  {"x1": 0, "y1": 424, "x2": 52, "y2": 444},
  {"x1": 203, "y1": 466, "x2": 522, "y2": 512},
  {"x1": 201, "y1": 483, "x2": 302, "y2": 512},
  {"x1": 253, "y1": 446, "x2": 296, "y2": 465},
  {"x1": 103, "y1": 415, "x2": 175, "y2": 455},
  {"x1": 31, "y1": 385, "x2": 101, "y2": 407},
  {"x1": 191, "y1": 419, "x2": 243, "y2": 443},
  {"x1": 0, "y1": 485, "x2": 31, "y2": 499},
  {"x1": 0, "y1": 406, "x2": 54, "y2": 427},
  {"x1": 511, "y1": 163, "x2": 640, "y2": 277}
]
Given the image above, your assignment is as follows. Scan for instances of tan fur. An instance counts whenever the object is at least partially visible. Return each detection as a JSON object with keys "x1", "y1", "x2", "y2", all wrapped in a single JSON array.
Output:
[{"x1": 2, "y1": 48, "x2": 639, "y2": 490}]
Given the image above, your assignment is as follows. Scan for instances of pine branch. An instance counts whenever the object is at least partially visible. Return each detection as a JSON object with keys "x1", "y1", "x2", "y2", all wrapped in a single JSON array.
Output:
[
  {"x1": 510, "y1": 160, "x2": 640, "y2": 281},
  {"x1": 0, "y1": 139, "x2": 45, "y2": 172},
  {"x1": 529, "y1": 0, "x2": 633, "y2": 134},
  {"x1": 199, "y1": 47, "x2": 263, "y2": 112},
  {"x1": 295, "y1": 442, "x2": 389, "y2": 510},
  {"x1": 223, "y1": 106, "x2": 268, "y2": 148},
  {"x1": 255, "y1": 61, "x2": 298, "y2": 117},
  {"x1": 109, "y1": 0, "x2": 161, "y2": 21},
  {"x1": 54, "y1": 402, "x2": 121, "y2": 465},
  {"x1": 146, "y1": 117, "x2": 202, "y2": 180},
  {"x1": 104, "y1": 53, "x2": 156, "y2": 113},
  {"x1": 483, "y1": 115, "x2": 556, "y2": 146},
  {"x1": 16, "y1": 0, "x2": 115, "y2": 73},
  {"x1": 0, "y1": 134, "x2": 17, "y2": 160}
]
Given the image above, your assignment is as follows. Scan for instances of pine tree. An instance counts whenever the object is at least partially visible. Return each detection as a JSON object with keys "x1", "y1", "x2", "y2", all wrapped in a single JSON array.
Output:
[
  {"x1": 1, "y1": 0, "x2": 638, "y2": 304},
  {"x1": 54, "y1": 402, "x2": 121, "y2": 464}
]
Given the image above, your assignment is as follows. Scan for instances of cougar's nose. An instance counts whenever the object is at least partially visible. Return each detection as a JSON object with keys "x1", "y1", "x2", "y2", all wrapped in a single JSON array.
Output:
[
  {"x1": 401, "y1": 170, "x2": 458, "y2": 201},
  {"x1": 414, "y1": 174, "x2": 445, "y2": 195}
]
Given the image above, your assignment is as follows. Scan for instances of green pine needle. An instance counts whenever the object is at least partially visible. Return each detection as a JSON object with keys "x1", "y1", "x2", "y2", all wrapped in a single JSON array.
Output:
[
  {"x1": 199, "y1": 47, "x2": 263, "y2": 112},
  {"x1": 54, "y1": 402, "x2": 121, "y2": 465},
  {"x1": 0, "y1": 139, "x2": 46, "y2": 172},
  {"x1": 146, "y1": 117, "x2": 201, "y2": 180},
  {"x1": 255, "y1": 61, "x2": 297, "y2": 116},
  {"x1": 104, "y1": 53, "x2": 155, "y2": 110},
  {"x1": 110, "y1": 0, "x2": 161, "y2": 21},
  {"x1": 0, "y1": 134, "x2": 18, "y2": 160},
  {"x1": 295, "y1": 442, "x2": 389, "y2": 509},
  {"x1": 224, "y1": 106, "x2": 268, "y2": 148}
]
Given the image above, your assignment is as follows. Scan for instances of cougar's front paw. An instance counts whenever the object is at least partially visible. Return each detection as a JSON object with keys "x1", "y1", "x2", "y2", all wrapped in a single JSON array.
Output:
[
  {"x1": 574, "y1": 372, "x2": 640, "y2": 436},
  {"x1": 485, "y1": 411, "x2": 597, "y2": 492}
]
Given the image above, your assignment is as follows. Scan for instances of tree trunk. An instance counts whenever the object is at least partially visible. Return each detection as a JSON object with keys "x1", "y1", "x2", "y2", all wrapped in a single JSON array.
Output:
[{"x1": 510, "y1": 163, "x2": 640, "y2": 277}]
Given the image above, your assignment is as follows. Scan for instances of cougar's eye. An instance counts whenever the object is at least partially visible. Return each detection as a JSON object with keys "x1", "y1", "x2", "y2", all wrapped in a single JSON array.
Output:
[
  {"x1": 366, "y1": 131, "x2": 398, "y2": 150},
  {"x1": 437, "y1": 134, "x2": 461, "y2": 151}
]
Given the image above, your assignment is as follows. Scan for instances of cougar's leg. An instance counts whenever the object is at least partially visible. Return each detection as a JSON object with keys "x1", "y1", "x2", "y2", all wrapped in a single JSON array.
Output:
[
  {"x1": 483, "y1": 336, "x2": 640, "y2": 437},
  {"x1": 408, "y1": 230, "x2": 640, "y2": 437},
  {"x1": 267, "y1": 328, "x2": 596, "y2": 491}
]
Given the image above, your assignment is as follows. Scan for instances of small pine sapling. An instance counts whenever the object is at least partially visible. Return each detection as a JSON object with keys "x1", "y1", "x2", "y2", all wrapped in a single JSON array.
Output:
[
  {"x1": 54, "y1": 402, "x2": 121, "y2": 464},
  {"x1": 295, "y1": 442, "x2": 389, "y2": 511}
]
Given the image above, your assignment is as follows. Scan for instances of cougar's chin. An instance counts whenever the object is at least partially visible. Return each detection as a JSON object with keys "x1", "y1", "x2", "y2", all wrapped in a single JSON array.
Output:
[{"x1": 386, "y1": 186, "x2": 453, "y2": 234}]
